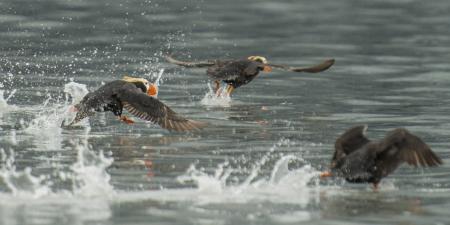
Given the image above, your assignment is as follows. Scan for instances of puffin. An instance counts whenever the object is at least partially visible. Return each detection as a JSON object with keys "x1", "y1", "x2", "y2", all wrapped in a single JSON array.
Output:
[
  {"x1": 165, "y1": 55, "x2": 335, "y2": 96},
  {"x1": 320, "y1": 125, "x2": 443, "y2": 189},
  {"x1": 66, "y1": 76, "x2": 206, "y2": 132}
]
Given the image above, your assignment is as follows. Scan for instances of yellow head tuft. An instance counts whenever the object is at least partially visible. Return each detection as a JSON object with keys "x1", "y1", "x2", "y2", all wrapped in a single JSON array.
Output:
[
  {"x1": 122, "y1": 76, "x2": 150, "y2": 84},
  {"x1": 247, "y1": 56, "x2": 268, "y2": 64}
]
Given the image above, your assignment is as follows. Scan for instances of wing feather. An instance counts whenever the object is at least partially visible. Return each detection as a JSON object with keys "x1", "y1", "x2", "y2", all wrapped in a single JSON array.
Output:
[
  {"x1": 165, "y1": 55, "x2": 215, "y2": 68},
  {"x1": 377, "y1": 128, "x2": 442, "y2": 168},
  {"x1": 333, "y1": 125, "x2": 371, "y2": 161},
  {"x1": 269, "y1": 59, "x2": 335, "y2": 73},
  {"x1": 117, "y1": 88, "x2": 206, "y2": 132}
]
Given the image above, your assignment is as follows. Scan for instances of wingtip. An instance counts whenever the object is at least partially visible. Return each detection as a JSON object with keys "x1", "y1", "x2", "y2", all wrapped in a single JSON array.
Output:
[
  {"x1": 185, "y1": 120, "x2": 208, "y2": 132},
  {"x1": 165, "y1": 119, "x2": 207, "y2": 132},
  {"x1": 322, "y1": 58, "x2": 335, "y2": 70}
]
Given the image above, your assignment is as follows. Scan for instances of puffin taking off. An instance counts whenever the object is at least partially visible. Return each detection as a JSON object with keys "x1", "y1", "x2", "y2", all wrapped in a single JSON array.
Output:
[
  {"x1": 320, "y1": 125, "x2": 443, "y2": 190},
  {"x1": 66, "y1": 76, "x2": 206, "y2": 132},
  {"x1": 165, "y1": 55, "x2": 335, "y2": 96}
]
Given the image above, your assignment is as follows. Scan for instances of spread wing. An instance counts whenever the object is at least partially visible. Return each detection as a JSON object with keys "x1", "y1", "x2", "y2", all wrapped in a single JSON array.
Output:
[
  {"x1": 377, "y1": 128, "x2": 442, "y2": 167},
  {"x1": 333, "y1": 125, "x2": 371, "y2": 161},
  {"x1": 165, "y1": 55, "x2": 216, "y2": 68},
  {"x1": 117, "y1": 88, "x2": 207, "y2": 132},
  {"x1": 269, "y1": 59, "x2": 335, "y2": 73}
]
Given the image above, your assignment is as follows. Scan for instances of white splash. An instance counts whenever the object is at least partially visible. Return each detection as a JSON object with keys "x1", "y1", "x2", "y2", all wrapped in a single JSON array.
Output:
[
  {"x1": 176, "y1": 155, "x2": 320, "y2": 205},
  {"x1": 0, "y1": 148, "x2": 51, "y2": 198},
  {"x1": 0, "y1": 142, "x2": 114, "y2": 198},
  {"x1": 0, "y1": 89, "x2": 17, "y2": 111},
  {"x1": 200, "y1": 83, "x2": 232, "y2": 107},
  {"x1": 71, "y1": 142, "x2": 115, "y2": 198},
  {"x1": 25, "y1": 81, "x2": 90, "y2": 134},
  {"x1": 64, "y1": 81, "x2": 89, "y2": 105},
  {"x1": 150, "y1": 69, "x2": 164, "y2": 98},
  {"x1": 154, "y1": 69, "x2": 164, "y2": 87}
]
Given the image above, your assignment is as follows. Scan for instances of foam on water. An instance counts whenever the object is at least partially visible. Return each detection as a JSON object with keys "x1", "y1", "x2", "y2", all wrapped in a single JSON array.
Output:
[{"x1": 200, "y1": 83, "x2": 232, "y2": 107}]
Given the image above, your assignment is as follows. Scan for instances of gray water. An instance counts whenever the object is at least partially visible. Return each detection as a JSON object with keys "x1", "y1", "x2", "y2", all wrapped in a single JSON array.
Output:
[{"x1": 1, "y1": 0, "x2": 450, "y2": 224}]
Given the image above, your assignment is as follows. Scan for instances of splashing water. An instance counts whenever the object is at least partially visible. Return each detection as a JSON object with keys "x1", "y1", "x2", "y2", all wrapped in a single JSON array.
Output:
[
  {"x1": 154, "y1": 69, "x2": 164, "y2": 87},
  {"x1": 150, "y1": 69, "x2": 164, "y2": 98},
  {"x1": 200, "y1": 83, "x2": 232, "y2": 107},
  {"x1": 0, "y1": 148, "x2": 51, "y2": 198},
  {"x1": 177, "y1": 155, "x2": 320, "y2": 205},
  {"x1": 0, "y1": 89, "x2": 17, "y2": 111},
  {"x1": 64, "y1": 81, "x2": 89, "y2": 105},
  {"x1": 25, "y1": 81, "x2": 90, "y2": 134},
  {"x1": 71, "y1": 142, "x2": 115, "y2": 198},
  {"x1": 0, "y1": 142, "x2": 114, "y2": 198}
]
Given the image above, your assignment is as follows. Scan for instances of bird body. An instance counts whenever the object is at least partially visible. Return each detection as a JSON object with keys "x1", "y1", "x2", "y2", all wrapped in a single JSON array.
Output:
[
  {"x1": 165, "y1": 55, "x2": 334, "y2": 96},
  {"x1": 206, "y1": 59, "x2": 267, "y2": 89},
  {"x1": 66, "y1": 76, "x2": 206, "y2": 132},
  {"x1": 321, "y1": 125, "x2": 443, "y2": 188}
]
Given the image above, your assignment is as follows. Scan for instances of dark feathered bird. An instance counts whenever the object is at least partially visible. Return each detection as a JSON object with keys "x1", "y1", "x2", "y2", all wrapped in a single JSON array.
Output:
[
  {"x1": 320, "y1": 125, "x2": 443, "y2": 189},
  {"x1": 165, "y1": 55, "x2": 335, "y2": 96},
  {"x1": 65, "y1": 76, "x2": 206, "y2": 132}
]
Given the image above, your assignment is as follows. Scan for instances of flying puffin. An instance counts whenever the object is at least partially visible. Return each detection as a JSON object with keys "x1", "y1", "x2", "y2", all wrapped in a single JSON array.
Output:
[
  {"x1": 165, "y1": 55, "x2": 335, "y2": 96},
  {"x1": 66, "y1": 76, "x2": 206, "y2": 132},
  {"x1": 320, "y1": 125, "x2": 443, "y2": 190}
]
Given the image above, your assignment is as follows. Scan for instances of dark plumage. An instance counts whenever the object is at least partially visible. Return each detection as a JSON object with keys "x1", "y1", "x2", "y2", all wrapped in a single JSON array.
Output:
[
  {"x1": 66, "y1": 77, "x2": 206, "y2": 132},
  {"x1": 321, "y1": 125, "x2": 443, "y2": 189},
  {"x1": 165, "y1": 55, "x2": 335, "y2": 96}
]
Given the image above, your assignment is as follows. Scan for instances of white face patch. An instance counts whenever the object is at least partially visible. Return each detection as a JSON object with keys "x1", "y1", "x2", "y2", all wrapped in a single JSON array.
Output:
[
  {"x1": 247, "y1": 56, "x2": 268, "y2": 64},
  {"x1": 122, "y1": 76, "x2": 151, "y2": 89}
]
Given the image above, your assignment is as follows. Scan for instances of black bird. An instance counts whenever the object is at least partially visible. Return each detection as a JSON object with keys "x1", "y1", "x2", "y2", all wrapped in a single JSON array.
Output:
[
  {"x1": 165, "y1": 55, "x2": 335, "y2": 96},
  {"x1": 320, "y1": 125, "x2": 443, "y2": 189},
  {"x1": 66, "y1": 76, "x2": 206, "y2": 132}
]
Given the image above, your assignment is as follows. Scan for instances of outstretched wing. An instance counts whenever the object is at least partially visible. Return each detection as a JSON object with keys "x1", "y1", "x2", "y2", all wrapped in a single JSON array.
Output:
[
  {"x1": 377, "y1": 128, "x2": 442, "y2": 167},
  {"x1": 117, "y1": 88, "x2": 207, "y2": 132},
  {"x1": 269, "y1": 59, "x2": 335, "y2": 73},
  {"x1": 333, "y1": 125, "x2": 371, "y2": 161},
  {"x1": 165, "y1": 55, "x2": 216, "y2": 68}
]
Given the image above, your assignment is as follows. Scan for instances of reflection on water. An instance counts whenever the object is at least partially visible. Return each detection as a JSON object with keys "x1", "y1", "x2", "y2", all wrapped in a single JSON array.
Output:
[{"x1": 0, "y1": 0, "x2": 450, "y2": 224}]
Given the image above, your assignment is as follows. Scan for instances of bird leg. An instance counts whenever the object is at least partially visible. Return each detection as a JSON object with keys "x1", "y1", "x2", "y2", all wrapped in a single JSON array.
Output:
[
  {"x1": 225, "y1": 85, "x2": 235, "y2": 97},
  {"x1": 213, "y1": 80, "x2": 221, "y2": 94},
  {"x1": 118, "y1": 115, "x2": 134, "y2": 124},
  {"x1": 372, "y1": 182, "x2": 380, "y2": 192},
  {"x1": 144, "y1": 159, "x2": 154, "y2": 178},
  {"x1": 319, "y1": 171, "x2": 333, "y2": 179}
]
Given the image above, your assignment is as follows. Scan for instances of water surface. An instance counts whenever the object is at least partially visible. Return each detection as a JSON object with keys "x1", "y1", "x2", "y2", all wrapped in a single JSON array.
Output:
[{"x1": 1, "y1": 0, "x2": 450, "y2": 224}]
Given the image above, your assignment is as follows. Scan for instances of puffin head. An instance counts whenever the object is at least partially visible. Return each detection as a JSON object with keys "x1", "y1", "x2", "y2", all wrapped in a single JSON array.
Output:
[
  {"x1": 247, "y1": 56, "x2": 272, "y2": 72},
  {"x1": 122, "y1": 76, "x2": 158, "y2": 97}
]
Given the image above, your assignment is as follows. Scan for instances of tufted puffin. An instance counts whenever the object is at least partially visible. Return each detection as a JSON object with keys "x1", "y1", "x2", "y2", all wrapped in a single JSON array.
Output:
[
  {"x1": 165, "y1": 55, "x2": 335, "y2": 96},
  {"x1": 66, "y1": 76, "x2": 206, "y2": 132},
  {"x1": 320, "y1": 125, "x2": 443, "y2": 189}
]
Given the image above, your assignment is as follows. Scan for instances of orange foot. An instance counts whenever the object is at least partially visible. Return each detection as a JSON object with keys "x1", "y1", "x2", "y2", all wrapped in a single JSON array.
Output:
[
  {"x1": 119, "y1": 115, "x2": 135, "y2": 124},
  {"x1": 144, "y1": 159, "x2": 154, "y2": 178},
  {"x1": 319, "y1": 171, "x2": 332, "y2": 179}
]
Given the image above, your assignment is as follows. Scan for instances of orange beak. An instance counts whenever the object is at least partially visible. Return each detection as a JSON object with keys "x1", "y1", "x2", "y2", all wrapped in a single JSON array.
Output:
[
  {"x1": 263, "y1": 65, "x2": 272, "y2": 72},
  {"x1": 147, "y1": 83, "x2": 158, "y2": 97}
]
